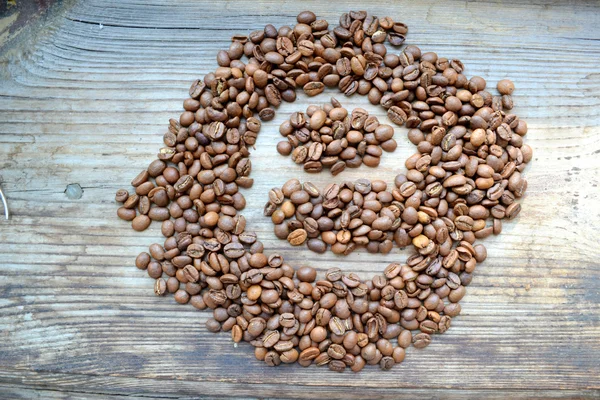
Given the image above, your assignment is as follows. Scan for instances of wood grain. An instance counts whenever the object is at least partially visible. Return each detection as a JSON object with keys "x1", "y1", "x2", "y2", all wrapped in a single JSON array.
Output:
[{"x1": 0, "y1": 0, "x2": 599, "y2": 398}]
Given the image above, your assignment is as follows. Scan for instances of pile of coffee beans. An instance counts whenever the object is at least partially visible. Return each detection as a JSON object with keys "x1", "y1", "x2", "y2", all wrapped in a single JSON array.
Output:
[
  {"x1": 276, "y1": 100, "x2": 397, "y2": 174},
  {"x1": 115, "y1": 9, "x2": 532, "y2": 372},
  {"x1": 264, "y1": 178, "x2": 393, "y2": 254},
  {"x1": 265, "y1": 177, "x2": 460, "y2": 255}
]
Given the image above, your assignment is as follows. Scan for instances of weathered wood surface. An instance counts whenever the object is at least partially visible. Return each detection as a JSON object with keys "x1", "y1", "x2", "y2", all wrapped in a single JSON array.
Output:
[{"x1": 0, "y1": 0, "x2": 599, "y2": 398}]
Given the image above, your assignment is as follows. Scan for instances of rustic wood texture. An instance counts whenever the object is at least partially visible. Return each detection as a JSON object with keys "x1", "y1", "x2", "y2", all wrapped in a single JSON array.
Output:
[{"x1": 1, "y1": 0, "x2": 599, "y2": 398}]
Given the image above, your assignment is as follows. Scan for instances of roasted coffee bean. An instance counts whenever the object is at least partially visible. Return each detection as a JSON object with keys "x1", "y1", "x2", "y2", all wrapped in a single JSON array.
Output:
[
  {"x1": 174, "y1": 289, "x2": 190, "y2": 304},
  {"x1": 328, "y1": 344, "x2": 347, "y2": 360},
  {"x1": 115, "y1": 189, "x2": 129, "y2": 203},
  {"x1": 388, "y1": 106, "x2": 407, "y2": 125},
  {"x1": 288, "y1": 229, "x2": 308, "y2": 246},
  {"x1": 300, "y1": 347, "x2": 320, "y2": 362},
  {"x1": 264, "y1": 351, "x2": 281, "y2": 366},
  {"x1": 117, "y1": 207, "x2": 136, "y2": 221},
  {"x1": 223, "y1": 242, "x2": 245, "y2": 258},
  {"x1": 297, "y1": 266, "x2": 317, "y2": 282},
  {"x1": 268, "y1": 188, "x2": 285, "y2": 205},
  {"x1": 304, "y1": 82, "x2": 325, "y2": 96},
  {"x1": 132, "y1": 215, "x2": 151, "y2": 231},
  {"x1": 154, "y1": 278, "x2": 167, "y2": 296},
  {"x1": 263, "y1": 330, "x2": 280, "y2": 348},
  {"x1": 329, "y1": 316, "x2": 347, "y2": 336},
  {"x1": 412, "y1": 332, "x2": 431, "y2": 349},
  {"x1": 497, "y1": 79, "x2": 515, "y2": 95}
]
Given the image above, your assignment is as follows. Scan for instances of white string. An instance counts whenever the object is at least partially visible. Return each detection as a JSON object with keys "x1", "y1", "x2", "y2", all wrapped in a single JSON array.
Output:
[{"x1": 0, "y1": 185, "x2": 8, "y2": 220}]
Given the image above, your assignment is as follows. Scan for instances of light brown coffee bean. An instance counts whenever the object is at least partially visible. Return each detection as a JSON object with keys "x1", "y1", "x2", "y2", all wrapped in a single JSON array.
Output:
[
  {"x1": 497, "y1": 79, "x2": 515, "y2": 95},
  {"x1": 132, "y1": 215, "x2": 151, "y2": 231},
  {"x1": 304, "y1": 82, "x2": 325, "y2": 96},
  {"x1": 287, "y1": 229, "x2": 308, "y2": 246}
]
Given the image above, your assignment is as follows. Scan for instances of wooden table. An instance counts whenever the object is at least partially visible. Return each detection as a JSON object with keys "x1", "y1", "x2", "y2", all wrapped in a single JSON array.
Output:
[{"x1": 1, "y1": 0, "x2": 599, "y2": 398}]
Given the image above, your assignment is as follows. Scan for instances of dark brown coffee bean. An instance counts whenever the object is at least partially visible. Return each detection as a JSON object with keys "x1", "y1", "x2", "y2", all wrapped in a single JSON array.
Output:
[
  {"x1": 123, "y1": 194, "x2": 140, "y2": 209},
  {"x1": 298, "y1": 347, "x2": 319, "y2": 362},
  {"x1": 268, "y1": 188, "x2": 285, "y2": 205},
  {"x1": 148, "y1": 207, "x2": 169, "y2": 221},
  {"x1": 135, "y1": 252, "x2": 151, "y2": 270},
  {"x1": 265, "y1": 84, "x2": 282, "y2": 106},
  {"x1": 297, "y1": 10, "x2": 317, "y2": 24},
  {"x1": 505, "y1": 202, "x2": 521, "y2": 220},
  {"x1": 174, "y1": 175, "x2": 193, "y2": 193}
]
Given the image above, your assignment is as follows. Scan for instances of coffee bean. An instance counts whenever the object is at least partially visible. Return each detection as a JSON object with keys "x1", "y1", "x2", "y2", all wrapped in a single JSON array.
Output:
[
  {"x1": 392, "y1": 347, "x2": 406, "y2": 363},
  {"x1": 297, "y1": 266, "x2": 317, "y2": 282},
  {"x1": 505, "y1": 202, "x2": 521, "y2": 220},
  {"x1": 132, "y1": 215, "x2": 151, "y2": 231},
  {"x1": 380, "y1": 356, "x2": 395, "y2": 370},
  {"x1": 388, "y1": 106, "x2": 407, "y2": 125},
  {"x1": 223, "y1": 242, "x2": 245, "y2": 258},
  {"x1": 117, "y1": 207, "x2": 136, "y2": 221},
  {"x1": 131, "y1": 170, "x2": 149, "y2": 187},
  {"x1": 115, "y1": 189, "x2": 129, "y2": 203},
  {"x1": 276, "y1": 141, "x2": 292, "y2": 156},
  {"x1": 154, "y1": 278, "x2": 167, "y2": 296},
  {"x1": 135, "y1": 252, "x2": 151, "y2": 270},
  {"x1": 455, "y1": 215, "x2": 474, "y2": 231},
  {"x1": 264, "y1": 351, "x2": 281, "y2": 366},
  {"x1": 297, "y1": 10, "x2": 316, "y2": 24},
  {"x1": 123, "y1": 194, "x2": 139, "y2": 209},
  {"x1": 148, "y1": 207, "x2": 169, "y2": 221},
  {"x1": 497, "y1": 79, "x2": 515, "y2": 95},
  {"x1": 287, "y1": 229, "x2": 308, "y2": 246},
  {"x1": 268, "y1": 188, "x2": 285, "y2": 205},
  {"x1": 327, "y1": 344, "x2": 346, "y2": 360},
  {"x1": 280, "y1": 348, "x2": 299, "y2": 363},
  {"x1": 262, "y1": 330, "x2": 280, "y2": 348},
  {"x1": 304, "y1": 82, "x2": 325, "y2": 96},
  {"x1": 329, "y1": 316, "x2": 346, "y2": 336},
  {"x1": 412, "y1": 332, "x2": 431, "y2": 349},
  {"x1": 291, "y1": 146, "x2": 308, "y2": 164},
  {"x1": 329, "y1": 359, "x2": 346, "y2": 372},
  {"x1": 174, "y1": 289, "x2": 190, "y2": 304}
]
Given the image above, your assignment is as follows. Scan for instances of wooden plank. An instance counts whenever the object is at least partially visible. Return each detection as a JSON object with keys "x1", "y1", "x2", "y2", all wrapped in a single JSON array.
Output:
[
  {"x1": 0, "y1": 371, "x2": 598, "y2": 399},
  {"x1": 0, "y1": 0, "x2": 599, "y2": 397}
]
